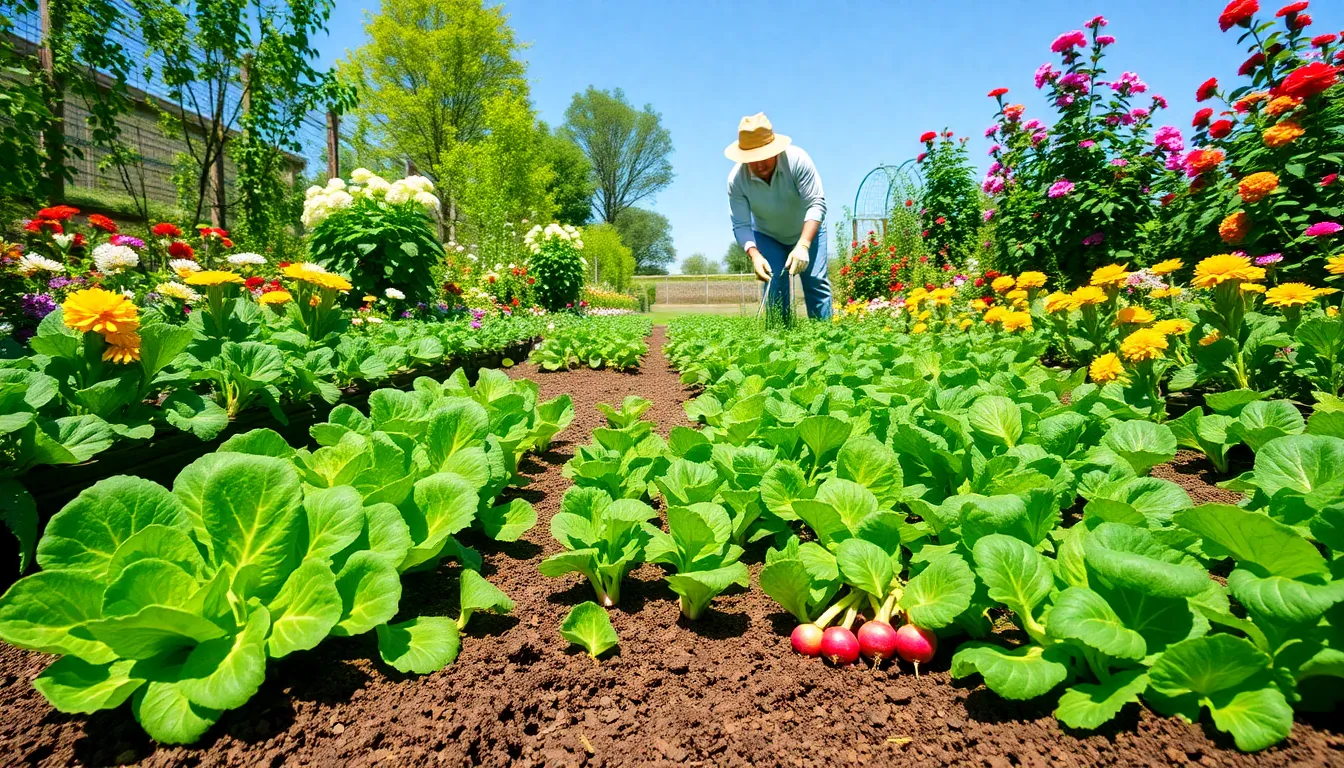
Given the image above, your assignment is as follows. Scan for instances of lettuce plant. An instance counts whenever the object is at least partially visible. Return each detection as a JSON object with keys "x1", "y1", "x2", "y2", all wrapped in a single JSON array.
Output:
[
  {"x1": 643, "y1": 502, "x2": 748, "y2": 619},
  {"x1": 539, "y1": 487, "x2": 657, "y2": 607}
]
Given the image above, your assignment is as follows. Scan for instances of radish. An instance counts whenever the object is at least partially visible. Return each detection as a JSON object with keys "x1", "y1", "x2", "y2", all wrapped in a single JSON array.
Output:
[
  {"x1": 857, "y1": 620, "x2": 899, "y2": 663},
  {"x1": 821, "y1": 626, "x2": 860, "y2": 665},
  {"x1": 791, "y1": 624, "x2": 824, "y2": 656},
  {"x1": 895, "y1": 623, "x2": 937, "y2": 676}
]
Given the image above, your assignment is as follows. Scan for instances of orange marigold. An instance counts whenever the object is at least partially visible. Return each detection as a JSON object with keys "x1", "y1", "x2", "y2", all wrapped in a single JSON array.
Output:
[
  {"x1": 1263, "y1": 120, "x2": 1306, "y2": 148},
  {"x1": 1185, "y1": 148, "x2": 1225, "y2": 175},
  {"x1": 1238, "y1": 172, "x2": 1279, "y2": 203},
  {"x1": 1219, "y1": 211, "x2": 1251, "y2": 244},
  {"x1": 1264, "y1": 95, "x2": 1302, "y2": 117}
]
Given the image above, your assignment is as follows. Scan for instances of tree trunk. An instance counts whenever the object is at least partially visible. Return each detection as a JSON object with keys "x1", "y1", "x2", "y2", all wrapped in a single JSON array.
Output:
[{"x1": 39, "y1": 0, "x2": 66, "y2": 204}]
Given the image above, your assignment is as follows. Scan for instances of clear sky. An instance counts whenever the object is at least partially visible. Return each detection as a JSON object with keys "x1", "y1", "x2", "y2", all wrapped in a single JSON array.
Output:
[{"x1": 315, "y1": 0, "x2": 1344, "y2": 272}]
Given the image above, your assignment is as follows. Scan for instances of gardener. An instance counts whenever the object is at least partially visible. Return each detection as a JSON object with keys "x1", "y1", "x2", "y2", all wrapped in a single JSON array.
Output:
[{"x1": 726, "y1": 112, "x2": 831, "y2": 321}]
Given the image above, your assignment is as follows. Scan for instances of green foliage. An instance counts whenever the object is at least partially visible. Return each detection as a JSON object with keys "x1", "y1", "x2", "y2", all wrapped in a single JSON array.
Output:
[
  {"x1": 582, "y1": 223, "x2": 635, "y2": 290},
  {"x1": 538, "y1": 122, "x2": 594, "y2": 227},
  {"x1": 644, "y1": 502, "x2": 749, "y2": 619},
  {"x1": 562, "y1": 87, "x2": 674, "y2": 224},
  {"x1": 724, "y1": 241, "x2": 750, "y2": 274},
  {"x1": 615, "y1": 207, "x2": 677, "y2": 275},
  {"x1": 526, "y1": 228, "x2": 586, "y2": 311},
  {"x1": 679, "y1": 253, "x2": 720, "y2": 275},
  {"x1": 308, "y1": 195, "x2": 446, "y2": 304},
  {"x1": 530, "y1": 315, "x2": 650, "y2": 371},
  {"x1": 559, "y1": 601, "x2": 618, "y2": 659},
  {"x1": 539, "y1": 487, "x2": 658, "y2": 607},
  {"x1": 916, "y1": 131, "x2": 983, "y2": 263}
]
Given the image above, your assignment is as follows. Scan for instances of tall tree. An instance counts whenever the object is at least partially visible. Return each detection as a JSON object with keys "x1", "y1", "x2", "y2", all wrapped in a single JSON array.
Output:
[
  {"x1": 680, "y1": 252, "x2": 720, "y2": 275},
  {"x1": 562, "y1": 86, "x2": 673, "y2": 223},
  {"x1": 723, "y1": 241, "x2": 749, "y2": 273},
  {"x1": 341, "y1": 0, "x2": 528, "y2": 234},
  {"x1": 538, "y1": 121, "x2": 594, "y2": 226},
  {"x1": 614, "y1": 206, "x2": 675, "y2": 275}
]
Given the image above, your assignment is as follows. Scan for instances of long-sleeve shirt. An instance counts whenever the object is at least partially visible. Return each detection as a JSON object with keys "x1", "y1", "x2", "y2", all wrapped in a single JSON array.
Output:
[{"x1": 728, "y1": 144, "x2": 826, "y2": 252}]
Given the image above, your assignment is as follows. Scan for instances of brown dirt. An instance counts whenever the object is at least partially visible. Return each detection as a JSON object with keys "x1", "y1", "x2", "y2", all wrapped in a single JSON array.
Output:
[{"x1": 0, "y1": 326, "x2": 1341, "y2": 767}]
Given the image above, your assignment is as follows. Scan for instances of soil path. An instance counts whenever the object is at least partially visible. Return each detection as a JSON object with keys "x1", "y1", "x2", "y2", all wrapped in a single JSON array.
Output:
[{"x1": 0, "y1": 326, "x2": 1340, "y2": 767}]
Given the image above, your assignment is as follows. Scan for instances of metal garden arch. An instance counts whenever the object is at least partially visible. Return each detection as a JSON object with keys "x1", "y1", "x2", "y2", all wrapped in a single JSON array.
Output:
[{"x1": 850, "y1": 160, "x2": 924, "y2": 243}]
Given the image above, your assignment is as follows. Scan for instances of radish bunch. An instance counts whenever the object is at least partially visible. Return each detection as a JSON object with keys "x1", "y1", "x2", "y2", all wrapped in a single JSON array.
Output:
[{"x1": 789, "y1": 588, "x2": 938, "y2": 675}]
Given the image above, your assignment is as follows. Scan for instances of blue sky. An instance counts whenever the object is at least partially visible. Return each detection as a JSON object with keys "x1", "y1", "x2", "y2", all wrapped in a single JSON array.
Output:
[{"x1": 316, "y1": 0, "x2": 1343, "y2": 272}]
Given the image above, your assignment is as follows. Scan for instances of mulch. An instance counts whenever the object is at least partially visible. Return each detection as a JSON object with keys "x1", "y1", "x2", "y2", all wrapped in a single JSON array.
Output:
[{"x1": 0, "y1": 326, "x2": 1340, "y2": 767}]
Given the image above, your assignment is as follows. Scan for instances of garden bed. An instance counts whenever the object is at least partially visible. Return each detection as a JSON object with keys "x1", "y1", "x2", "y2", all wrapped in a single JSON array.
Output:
[{"x1": 0, "y1": 327, "x2": 1339, "y2": 767}]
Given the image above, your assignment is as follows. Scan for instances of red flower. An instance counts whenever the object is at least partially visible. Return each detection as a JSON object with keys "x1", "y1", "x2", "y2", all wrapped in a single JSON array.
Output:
[
  {"x1": 1160, "y1": 193, "x2": 1176, "y2": 206},
  {"x1": 1275, "y1": 1, "x2": 1307, "y2": 17},
  {"x1": 527, "y1": 277, "x2": 535, "y2": 285},
  {"x1": 511, "y1": 297, "x2": 520, "y2": 307},
  {"x1": 1218, "y1": 0, "x2": 1259, "y2": 31},
  {"x1": 168, "y1": 241, "x2": 195, "y2": 259},
  {"x1": 1312, "y1": 33, "x2": 1336, "y2": 47},
  {"x1": 920, "y1": 230, "x2": 929, "y2": 238},
  {"x1": 942, "y1": 130, "x2": 953, "y2": 138},
  {"x1": 935, "y1": 216, "x2": 947, "y2": 225},
  {"x1": 152, "y1": 222, "x2": 182, "y2": 237},
  {"x1": 72, "y1": 233, "x2": 86, "y2": 249},
  {"x1": 852, "y1": 255, "x2": 861, "y2": 264},
  {"x1": 220, "y1": 238, "x2": 233, "y2": 248},
  {"x1": 87, "y1": 214, "x2": 118, "y2": 234},
  {"x1": 1196, "y1": 77, "x2": 1219, "y2": 101},
  {"x1": 1238, "y1": 53, "x2": 1266, "y2": 76},
  {"x1": 1208, "y1": 119, "x2": 1234, "y2": 138},
  {"x1": 1322, "y1": 173, "x2": 1338, "y2": 187},
  {"x1": 263, "y1": 280, "x2": 283, "y2": 293},
  {"x1": 1292, "y1": 13, "x2": 1311, "y2": 28},
  {"x1": 988, "y1": 87, "x2": 1009, "y2": 98},
  {"x1": 1192, "y1": 107, "x2": 1214, "y2": 127},
  {"x1": 445, "y1": 282, "x2": 463, "y2": 296},
  {"x1": 905, "y1": 199, "x2": 913, "y2": 207},
  {"x1": 893, "y1": 282, "x2": 904, "y2": 291},
  {"x1": 974, "y1": 277, "x2": 985, "y2": 287},
  {"x1": 840, "y1": 266, "x2": 850, "y2": 276},
  {"x1": 277, "y1": 261, "x2": 291, "y2": 268},
  {"x1": 245, "y1": 276, "x2": 265, "y2": 289},
  {"x1": 918, "y1": 131, "x2": 937, "y2": 143},
  {"x1": 25, "y1": 219, "x2": 63, "y2": 234},
  {"x1": 985, "y1": 270, "x2": 1001, "y2": 279},
  {"x1": 919, "y1": 256, "x2": 929, "y2": 263},
  {"x1": 916, "y1": 153, "x2": 927, "y2": 163},
  {"x1": 1280, "y1": 62, "x2": 1338, "y2": 99},
  {"x1": 36, "y1": 205, "x2": 79, "y2": 221}
]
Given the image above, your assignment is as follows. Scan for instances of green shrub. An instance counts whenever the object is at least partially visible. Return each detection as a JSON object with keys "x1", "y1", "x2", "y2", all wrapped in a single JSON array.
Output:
[{"x1": 525, "y1": 222, "x2": 585, "y2": 311}]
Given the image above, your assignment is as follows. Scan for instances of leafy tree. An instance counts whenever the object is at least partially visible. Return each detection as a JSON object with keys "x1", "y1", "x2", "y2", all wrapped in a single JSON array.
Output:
[
  {"x1": 724, "y1": 241, "x2": 750, "y2": 273},
  {"x1": 680, "y1": 252, "x2": 720, "y2": 275},
  {"x1": 915, "y1": 131, "x2": 982, "y2": 265},
  {"x1": 539, "y1": 122, "x2": 594, "y2": 226},
  {"x1": 582, "y1": 223, "x2": 635, "y2": 290},
  {"x1": 562, "y1": 86, "x2": 674, "y2": 223},
  {"x1": 615, "y1": 206, "x2": 676, "y2": 274}
]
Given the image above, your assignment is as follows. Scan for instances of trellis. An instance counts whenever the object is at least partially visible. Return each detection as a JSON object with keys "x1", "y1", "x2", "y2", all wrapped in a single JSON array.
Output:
[{"x1": 850, "y1": 160, "x2": 923, "y2": 243}]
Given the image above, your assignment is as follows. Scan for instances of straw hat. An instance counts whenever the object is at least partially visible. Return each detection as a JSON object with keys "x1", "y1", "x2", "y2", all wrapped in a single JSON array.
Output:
[{"x1": 724, "y1": 113, "x2": 792, "y2": 163}]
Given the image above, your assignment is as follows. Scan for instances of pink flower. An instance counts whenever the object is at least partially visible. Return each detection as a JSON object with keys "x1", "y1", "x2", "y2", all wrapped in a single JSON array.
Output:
[
  {"x1": 982, "y1": 175, "x2": 1006, "y2": 194},
  {"x1": 1082, "y1": 232, "x2": 1105, "y2": 246},
  {"x1": 1110, "y1": 158, "x2": 1129, "y2": 167},
  {"x1": 988, "y1": 161, "x2": 1003, "y2": 174},
  {"x1": 1130, "y1": 108, "x2": 1150, "y2": 120},
  {"x1": 983, "y1": 209, "x2": 995, "y2": 222},
  {"x1": 1154, "y1": 125, "x2": 1184, "y2": 153},
  {"x1": 1097, "y1": 35, "x2": 1116, "y2": 45},
  {"x1": 1111, "y1": 72, "x2": 1148, "y2": 94},
  {"x1": 1056, "y1": 94, "x2": 1076, "y2": 107},
  {"x1": 1085, "y1": 15, "x2": 1108, "y2": 28},
  {"x1": 1048, "y1": 179, "x2": 1076, "y2": 198},
  {"x1": 988, "y1": 144, "x2": 1002, "y2": 155},
  {"x1": 1051, "y1": 30, "x2": 1088, "y2": 52},
  {"x1": 1255, "y1": 253, "x2": 1283, "y2": 266},
  {"x1": 1152, "y1": 95, "x2": 1168, "y2": 109},
  {"x1": 1322, "y1": 173, "x2": 1338, "y2": 187},
  {"x1": 1059, "y1": 72, "x2": 1091, "y2": 92},
  {"x1": 1034, "y1": 63, "x2": 1057, "y2": 89},
  {"x1": 1023, "y1": 119, "x2": 1044, "y2": 131},
  {"x1": 1164, "y1": 152, "x2": 1185, "y2": 172},
  {"x1": 1031, "y1": 131, "x2": 1048, "y2": 145},
  {"x1": 1305, "y1": 222, "x2": 1342, "y2": 237},
  {"x1": 984, "y1": 125, "x2": 998, "y2": 138},
  {"x1": 1079, "y1": 139, "x2": 1096, "y2": 148}
]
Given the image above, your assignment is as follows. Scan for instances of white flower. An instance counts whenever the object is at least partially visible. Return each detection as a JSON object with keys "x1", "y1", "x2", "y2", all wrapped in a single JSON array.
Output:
[
  {"x1": 403, "y1": 175, "x2": 434, "y2": 193},
  {"x1": 156, "y1": 281, "x2": 200, "y2": 301},
  {"x1": 226, "y1": 252, "x2": 266, "y2": 266},
  {"x1": 52, "y1": 233, "x2": 74, "y2": 249},
  {"x1": 305, "y1": 185, "x2": 323, "y2": 200},
  {"x1": 457, "y1": 245, "x2": 467, "y2": 253},
  {"x1": 414, "y1": 191, "x2": 440, "y2": 211},
  {"x1": 365, "y1": 177, "x2": 390, "y2": 196},
  {"x1": 574, "y1": 239, "x2": 584, "y2": 250},
  {"x1": 325, "y1": 177, "x2": 346, "y2": 191},
  {"x1": 521, "y1": 218, "x2": 529, "y2": 224},
  {"x1": 0, "y1": 321, "x2": 12, "y2": 336},
  {"x1": 367, "y1": 316, "x2": 385, "y2": 324},
  {"x1": 351, "y1": 168, "x2": 373, "y2": 184},
  {"x1": 508, "y1": 263, "x2": 516, "y2": 270},
  {"x1": 385, "y1": 183, "x2": 411, "y2": 205},
  {"x1": 350, "y1": 317, "x2": 363, "y2": 326},
  {"x1": 17, "y1": 254, "x2": 64, "y2": 276},
  {"x1": 494, "y1": 263, "x2": 504, "y2": 272},
  {"x1": 92, "y1": 243, "x2": 139, "y2": 274},
  {"x1": 170, "y1": 258, "x2": 201, "y2": 274},
  {"x1": 385, "y1": 287, "x2": 406, "y2": 300},
  {"x1": 292, "y1": 261, "x2": 329, "y2": 274},
  {"x1": 122, "y1": 289, "x2": 135, "y2": 299}
]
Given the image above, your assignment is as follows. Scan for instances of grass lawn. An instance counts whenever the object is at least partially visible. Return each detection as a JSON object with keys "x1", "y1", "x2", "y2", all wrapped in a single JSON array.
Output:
[{"x1": 647, "y1": 303, "x2": 755, "y2": 325}]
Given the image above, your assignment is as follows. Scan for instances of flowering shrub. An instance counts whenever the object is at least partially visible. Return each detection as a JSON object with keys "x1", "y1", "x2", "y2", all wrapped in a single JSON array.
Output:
[
  {"x1": 983, "y1": 16, "x2": 1171, "y2": 284},
  {"x1": 305, "y1": 170, "x2": 445, "y2": 304},
  {"x1": 1157, "y1": 1, "x2": 1344, "y2": 278},
  {"x1": 524, "y1": 222, "x2": 586, "y2": 312},
  {"x1": 835, "y1": 228, "x2": 946, "y2": 304},
  {"x1": 916, "y1": 129, "x2": 982, "y2": 264},
  {"x1": 582, "y1": 286, "x2": 639, "y2": 311}
]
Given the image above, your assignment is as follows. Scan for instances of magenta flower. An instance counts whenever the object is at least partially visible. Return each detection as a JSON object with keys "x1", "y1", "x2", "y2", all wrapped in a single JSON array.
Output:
[
  {"x1": 1097, "y1": 34, "x2": 1116, "y2": 45},
  {"x1": 1111, "y1": 72, "x2": 1148, "y2": 94},
  {"x1": 1052, "y1": 30, "x2": 1087, "y2": 52},
  {"x1": 984, "y1": 125, "x2": 997, "y2": 138},
  {"x1": 1056, "y1": 94, "x2": 1076, "y2": 107},
  {"x1": 1082, "y1": 232, "x2": 1104, "y2": 246},
  {"x1": 1153, "y1": 125, "x2": 1184, "y2": 153},
  {"x1": 1048, "y1": 179, "x2": 1076, "y2": 198},
  {"x1": 988, "y1": 161, "x2": 1002, "y2": 174},
  {"x1": 1023, "y1": 119, "x2": 1044, "y2": 131},
  {"x1": 983, "y1": 209, "x2": 994, "y2": 222},
  {"x1": 1130, "y1": 108, "x2": 1150, "y2": 120},
  {"x1": 1152, "y1": 95, "x2": 1168, "y2": 109},
  {"x1": 1110, "y1": 158, "x2": 1129, "y2": 167},
  {"x1": 982, "y1": 175, "x2": 1006, "y2": 195},
  {"x1": 1031, "y1": 130, "x2": 1048, "y2": 145},
  {"x1": 1255, "y1": 253, "x2": 1283, "y2": 266},
  {"x1": 1079, "y1": 140, "x2": 1096, "y2": 149},
  {"x1": 988, "y1": 144, "x2": 1002, "y2": 155},
  {"x1": 1305, "y1": 222, "x2": 1342, "y2": 237},
  {"x1": 1034, "y1": 63, "x2": 1057, "y2": 89},
  {"x1": 1164, "y1": 152, "x2": 1185, "y2": 172},
  {"x1": 1085, "y1": 15, "x2": 1108, "y2": 28},
  {"x1": 1058, "y1": 72, "x2": 1091, "y2": 92}
]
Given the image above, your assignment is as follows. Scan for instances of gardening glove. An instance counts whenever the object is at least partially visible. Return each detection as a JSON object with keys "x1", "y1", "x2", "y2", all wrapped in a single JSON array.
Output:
[
  {"x1": 785, "y1": 241, "x2": 811, "y2": 276},
  {"x1": 750, "y1": 248, "x2": 773, "y2": 282}
]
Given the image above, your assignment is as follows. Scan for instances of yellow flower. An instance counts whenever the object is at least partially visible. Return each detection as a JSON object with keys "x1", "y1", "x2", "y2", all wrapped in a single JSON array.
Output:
[
  {"x1": 1120, "y1": 328, "x2": 1169, "y2": 362},
  {"x1": 363, "y1": 295, "x2": 378, "y2": 303},
  {"x1": 983, "y1": 306, "x2": 1008, "y2": 324},
  {"x1": 312, "y1": 272, "x2": 353, "y2": 291},
  {"x1": 1192, "y1": 254, "x2": 1262, "y2": 289},
  {"x1": 1263, "y1": 120, "x2": 1305, "y2": 148},
  {"x1": 1238, "y1": 172, "x2": 1279, "y2": 204},
  {"x1": 1045, "y1": 291, "x2": 1075, "y2": 313},
  {"x1": 1264, "y1": 283, "x2": 1321, "y2": 307},
  {"x1": 1090, "y1": 264, "x2": 1131, "y2": 287},
  {"x1": 958, "y1": 318, "x2": 973, "y2": 330},
  {"x1": 1240, "y1": 283, "x2": 1266, "y2": 294},
  {"x1": 912, "y1": 322, "x2": 928, "y2": 334},
  {"x1": 185, "y1": 270, "x2": 245, "y2": 287},
  {"x1": 931, "y1": 287, "x2": 957, "y2": 303},
  {"x1": 1219, "y1": 212, "x2": 1251, "y2": 244},
  {"x1": 1199, "y1": 330, "x2": 1222, "y2": 346},
  {"x1": 1115, "y1": 306, "x2": 1155, "y2": 325},
  {"x1": 1152, "y1": 319, "x2": 1194, "y2": 336},
  {"x1": 258, "y1": 290, "x2": 293, "y2": 306},
  {"x1": 991, "y1": 276, "x2": 1016, "y2": 294},
  {"x1": 1326, "y1": 255, "x2": 1344, "y2": 275},
  {"x1": 1000, "y1": 311, "x2": 1033, "y2": 332},
  {"x1": 1329, "y1": 307, "x2": 1340, "y2": 318},
  {"x1": 1071, "y1": 286, "x2": 1108, "y2": 306},
  {"x1": 1265, "y1": 95, "x2": 1302, "y2": 117},
  {"x1": 1151, "y1": 287, "x2": 1184, "y2": 299},
  {"x1": 918, "y1": 309, "x2": 931, "y2": 321},
  {"x1": 155, "y1": 282, "x2": 200, "y2": 302},
  {"x1": 283, "y1": 262, "x2": 351, "y2": 291},
  {"x1": 62, "y1": 287, "x2": 139, "y2": 336},
  {"x1": 1016, "y1": 271, "x2": 1047, "y2": 290},
  {"x1": 1089, "y1": 353, "x2": 1124, "y2": 383},
  {"x1": 1150, "y1": 258, "x2": 1184, "y2": 276},
  {"x1": 1006, "y1": 289, "x2": 1028, "y2": 302},
  {"x1": 970, "y1": 298, "x2": 988, "y2": 312},
  {"x1": 100, "y1": 330, "x2": 141, "y2": 364}
]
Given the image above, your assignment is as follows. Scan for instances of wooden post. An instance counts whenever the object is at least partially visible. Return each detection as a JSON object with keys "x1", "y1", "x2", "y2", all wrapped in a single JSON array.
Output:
[
  {"x1": 39, "y1": 0, "x2": 65, "y2": 203},
  {"x1": 705, "y1": 276, "x2": 709, "y2": 304},
  {"x1": 405, "y1": 159, "x2": 417, "y2": 176},
  {"x1": 326, "y1": 110, "x2": 340, "y2": 180}
]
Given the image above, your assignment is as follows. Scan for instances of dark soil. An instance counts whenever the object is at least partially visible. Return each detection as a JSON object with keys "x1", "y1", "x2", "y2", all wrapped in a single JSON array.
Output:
[{"x1": 1, "y1": 326, "x2": 1341, "y2": 767}]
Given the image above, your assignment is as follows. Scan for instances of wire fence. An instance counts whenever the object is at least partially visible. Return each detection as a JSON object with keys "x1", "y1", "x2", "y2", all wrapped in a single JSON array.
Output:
[{"x1": 635, "y1": 273, "x2": 809, "y2": 310}]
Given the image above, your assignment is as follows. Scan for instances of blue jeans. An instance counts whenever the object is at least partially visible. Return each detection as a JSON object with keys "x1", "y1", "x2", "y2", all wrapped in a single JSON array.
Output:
[{"x1": 755, "y1": 231, "x2": 832, "y2": 322}]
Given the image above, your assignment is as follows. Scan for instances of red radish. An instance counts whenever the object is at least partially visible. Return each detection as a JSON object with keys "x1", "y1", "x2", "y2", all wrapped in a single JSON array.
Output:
[
  {"x1": 821, "y1": 627, "x2": 861, "y2": 665},
  {"x1": 791, "y1": 624, "x2": 824, "y2": 656},
  {"x1": 857, "y1": 620, "x2": 899, "y2": 663},
  {"x1": 894, "y1": 624, "x2": 937, "y2": 676}
]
